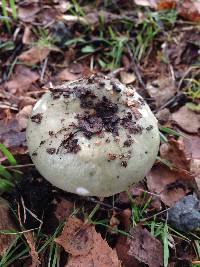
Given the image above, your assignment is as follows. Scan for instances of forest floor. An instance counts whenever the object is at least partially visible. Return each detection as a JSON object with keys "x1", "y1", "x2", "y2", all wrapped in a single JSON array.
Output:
[{"x1": 0, "y1": 1, "x2": 200, "y2": 266}]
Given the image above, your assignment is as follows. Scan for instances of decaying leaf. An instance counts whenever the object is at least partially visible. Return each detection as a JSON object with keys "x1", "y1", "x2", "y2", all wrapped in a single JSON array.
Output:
[
  {"x1": 147, "y1": 164, "x2": 190, "y2": 206},
  {"x1": 57, "y1": 69, "x2": 81, "y2": 81},
  {"x1": 160, "y1": 137, "x2": 190, "y2": 171},
  {"x1": 55, "y1": 216, "x2": 120, "y2": 267},
  {"x1": 146, "y1": 77, "x2": 176, "y2": 108},
  {"x1": 54, "y1": 198, "x2": 73, "y2": 221},
  {"x1": 172, "y1": 105, "x2": 200, "y2": 134},
  {"x1": 4, "y1": 66, "x2": 39, "y2": 94},
  {"x1": 0, "y1": 198, "x2": 16, "y2": 256},
  {"x1": 18, "y1": 47, "x2": 51, "y2": 65},
  {"x1": 120, "y1": 71, "x2": 136, "y2": 84},
  {"x1": 116, "y1": 235, "x2": 140, "y2": 267},
  {"x1": 128, "y1": 225, "x2": 163, "y2": 267},
  {"x1": 177, "y1": 0, "x2": 200, "y2": 22},
  {"x1": 24, "y1": 232, "x2": 40, "y2": 267}
]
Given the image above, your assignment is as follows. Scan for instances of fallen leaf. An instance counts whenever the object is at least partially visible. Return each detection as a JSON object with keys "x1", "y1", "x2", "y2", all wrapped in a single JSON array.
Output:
[
  {"x1": 191, "y1": 159, "x2": 200, "y2": 191},
  {"x1": 16, "y1": 105, "x2": 33, "y2": 131},
  {"x1": 160, "y1": 137, "x2": 190, "y2": 171},
  {"x1": 127, "y1": 225, "x2": 163, "y2": 267},
  {"x1": 120, "y1": 71, "x2": 136, "y2": 84},
  {"x1": 171, "y1": 105, "x2": 200, "y2": 134},
  {"x1": 182, "y1": 135, "x2": 200, "y2": 160},
  {"x1": 147, "y1": 164, "x2": 190, "y2": 206},
  {"x1": 24, "y1": 232, "x2": 40, "y2": 267},
  {"x1": 0, "y1": 198, "x2": 16, "y2": 256},
  {"x1": 116, "y1": 235, "x2": 140, "y2": 267},
  {"x1": 177, "y1": 0, "x2": 200, "y2": 22},
  {"x1": 157, "y1": 0, "x2": 176, "y2": 10},
  {"x1": 54, "y1": 198, "x2": 73, "y2": 221},
  {"x1": 4, "y1": 65, "x2": 39, "y2": 94},
  {"x1": 18, "y1": 46, "x2": 50, "y2": 65},
  {"x1": 55, "y1": 216, "x2": 120, "y2": 267},
  {"x1": 0, "y1": 119, "x2": 26, "y2": 149},
  {"x1": 18, "y1": 4, "x2": 40, "y2": 23},
  {"x1": 57, "y1": 69, "x2": 81, "y2": 81},
  {"x1": 146, "y1": 77, "x2": 176, "y2": 108}
]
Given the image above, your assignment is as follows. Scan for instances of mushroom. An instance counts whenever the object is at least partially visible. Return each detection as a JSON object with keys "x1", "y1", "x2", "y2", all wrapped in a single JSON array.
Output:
[{"x1": 26, "y1": 75, "x2": 160, "y2": 197}]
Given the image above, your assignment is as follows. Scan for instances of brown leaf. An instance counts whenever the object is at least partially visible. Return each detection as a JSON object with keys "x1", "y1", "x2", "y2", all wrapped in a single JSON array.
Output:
[
  {"x1": 54, "y1": 198, "x2": 73, "y2": 221},
  {"x1": 160, "y1": 137, "x2": 190, "y2": 171},
  {"x1": 57, "y1": 69, "x2": 81, "y2": 81},
  {"x1": 0, "y1": 198, "x2": 16, "y2": 256},
  {"x1": 182, "y1": 135, "x2": 200, "y2": 160},
  {"x1": 190, "y1": 159, "x2": 200, "y2": 191},
  {"x1": 18, "y1": 4, "x2": 40, "y2": 23},
  {"x1": 177, "y1": 0, "x2": 200, "y2": 22},
  {"x1": 18, "y1": 46, "x2": 50, "y2": 65},
  {"x1": 171, "y1": 105, "x2": 200, "y2": 134},
  {"x1": 128, "y1": 225, "x2": 163, "y2": 267},
  {"x1": 55, "y1": 216, "x2": 120, "y2": 267},
  {"x1": 147, "y1": 164, "x2": 190, "y2": 206},
  {"x1": 4, "y1": 65, "x2": 39, "y2": 94},
  {"x1": 24, "y1": 232, "x2": 40, "y2": 267},
  {"x1": 16, "y1": 105, "x2": 33, "y2": 131},
  {"x1": 120, "y1": 71, "x2": 136, "y2": 84},
  {"x1": 146, "y1": 77, "x2": 176, "y2": 108},
  {"x1": 116, "y1": 235, "x2": 140, "y2": 267}
]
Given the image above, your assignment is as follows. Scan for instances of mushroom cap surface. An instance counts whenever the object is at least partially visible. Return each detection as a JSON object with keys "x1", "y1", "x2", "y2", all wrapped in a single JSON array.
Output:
[{"x1": 26, "y1": 75, "x2": 160, "y2": 197}]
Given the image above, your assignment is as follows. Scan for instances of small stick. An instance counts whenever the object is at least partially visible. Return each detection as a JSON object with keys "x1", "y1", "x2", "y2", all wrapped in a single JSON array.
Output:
[{"x1": 126, "y1": 43, "x2": 146, "y2": 91}]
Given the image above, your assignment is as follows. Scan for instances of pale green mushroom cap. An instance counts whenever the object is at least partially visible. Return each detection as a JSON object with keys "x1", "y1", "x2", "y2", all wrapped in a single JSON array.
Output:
[{"x1": 26, "y1": 75, "x2": 160, "y2": 197}]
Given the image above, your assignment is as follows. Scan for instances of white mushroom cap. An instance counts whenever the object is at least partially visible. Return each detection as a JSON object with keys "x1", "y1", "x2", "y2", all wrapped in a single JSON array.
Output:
[{"x1": 26, "y1": 75, "x2": 160, "y2": 197}]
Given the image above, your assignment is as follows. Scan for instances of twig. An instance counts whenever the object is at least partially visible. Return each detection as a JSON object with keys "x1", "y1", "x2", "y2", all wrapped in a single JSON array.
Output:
[
  {"x1": 40, "y1": 57, "x2": 48, "y2": 83},
  {"x1": 126, "y1": 43, "x2": 146, "y2": 91},
  {"x1": 4, "y1": 163, "x2": 35, "y2": 169}
]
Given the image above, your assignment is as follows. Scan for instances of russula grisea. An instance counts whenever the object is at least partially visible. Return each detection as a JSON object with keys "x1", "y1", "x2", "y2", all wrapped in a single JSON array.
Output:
[{"x1": 26, "y1": 75, "x2": 160, "y2": 197}]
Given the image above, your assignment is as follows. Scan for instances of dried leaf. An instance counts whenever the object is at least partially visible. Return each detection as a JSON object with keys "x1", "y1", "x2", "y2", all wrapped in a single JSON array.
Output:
[
  {"x1": 57, "y1": 69, "x2": 81, "y2": 81},
  {"x1": 24, "y1": 232, "x2": 40, "y2": 267},
  {"x1": 18, "y1": 4, "x2": 40, "y2": 23},
  {"x1": 4, "y1": 66, "x2": 39, "y2": 94},
  {"x1": 116, "y1": 235, "x2": 140, "y2": 267},
  {"x1": 146, "y1": 77, "x2": 176, "y2": 108},
  {"x1": 172, "y1": 106, "x2": 200, "y2": 134},
  {"x1": 160, "y1": 137, "x2": 190, "y2": 171},
  {"x1": 128, "y1": 225, "x2": 163, "y2": 267},
  {"x1": 177, "y1": 0, "x2": 200, "y2": 22},
  {"x1": 55, "y1": 216, "x2": 120, "y2": 267},
  {"x1": 54, "y1": 198, "x2": 73, "y2": 221},
  {"x1": 182, "y1": 135, "x2": 200, "y2": 160},
  {"x1": 16, "y1": 105, "x2": 33, "y2": 131},
  {"x1": 190, "y1": 159, "x2": 200, "y2": 191},
  {"x1": 120, "y1": 71, "x2": 136, "y2": 84},
  {"x1": 0, "y1": 198, "x2": 16, "y2": 256},
  {"x1": 147, "y1": 164, "x2": 190, "y2": 206},
  {"x1": 18, "y1": 47, "x2": 50, "y2": 65}
]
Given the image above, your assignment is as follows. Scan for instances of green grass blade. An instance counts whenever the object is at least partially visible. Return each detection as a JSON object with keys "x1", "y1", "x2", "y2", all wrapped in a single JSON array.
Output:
[
  {"x1": 9, "y1": 0, "x2": 17, "y2": 20},
  {"x1": 1, "y1": 0, "x2": 11, "y2": 32},
  {"x1": 0, "y1": 164, "x2": 12, "y2": 179},
  {"x1": 162, "y1": 224, "x2": 169, "y2": 267},
  {"x1": 0, "y1": 143, "x2": 17, "y2": 165},
  {"x1": 0, "y1": 178, "x2": 14, "y2": 191}
]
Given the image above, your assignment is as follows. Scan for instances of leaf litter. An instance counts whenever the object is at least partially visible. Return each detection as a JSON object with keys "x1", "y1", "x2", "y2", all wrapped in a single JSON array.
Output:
[{"x1": 0, "y1": 0, "x2": 200, "y2": 266}]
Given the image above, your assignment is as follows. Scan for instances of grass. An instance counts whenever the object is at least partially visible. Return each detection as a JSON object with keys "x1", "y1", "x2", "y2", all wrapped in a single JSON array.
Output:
[
  {"x1": 0, "y1": 143, "x2": 21, "y2": 192},
  {"x1": 1, "y1": 0, "x2": 17, "y2": 33},
  {"x1": 62, "y1": 7, "x2": 178, "y2": 70},
  {"x1": 184, "y1": 78, "x2": 200, "y2": 111}
]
